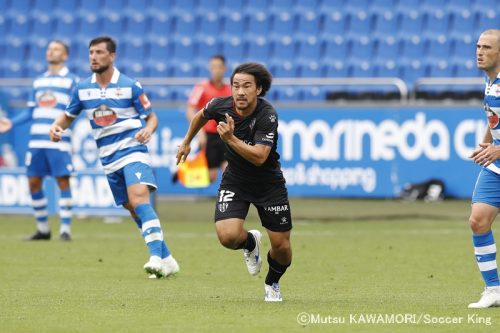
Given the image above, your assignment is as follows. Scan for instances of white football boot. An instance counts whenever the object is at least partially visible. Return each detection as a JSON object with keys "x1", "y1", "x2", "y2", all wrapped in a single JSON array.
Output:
[
  {"x1": 468, "y1": 286, "x2": 500, "y2": 308},
  {"x1": 148, "y1": 255, "x2": 180, "y2": 279},
  {"x1": 144, "y1": 256, "x2": 163, "y2": 278},
  {"x1": 264, "y1": 283, "x2": 282, "y2": 302},
  {"x1": 243, "y1": 230, "x2": 262, "y2": 276}
]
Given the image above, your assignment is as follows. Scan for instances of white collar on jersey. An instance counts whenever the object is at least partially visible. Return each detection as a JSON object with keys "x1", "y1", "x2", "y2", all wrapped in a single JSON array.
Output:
[
  {"x1": 91, "y1": 67, "x2": 120, "y2": 84},
  {"x1": 43, "y1": 66, "x2": 69, "y2": 77}
]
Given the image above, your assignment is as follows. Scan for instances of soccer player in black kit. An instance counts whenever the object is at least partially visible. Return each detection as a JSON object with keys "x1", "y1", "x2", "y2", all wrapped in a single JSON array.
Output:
[{"x1": 176, "y1": 62, "x2": 292, "y2": 302}]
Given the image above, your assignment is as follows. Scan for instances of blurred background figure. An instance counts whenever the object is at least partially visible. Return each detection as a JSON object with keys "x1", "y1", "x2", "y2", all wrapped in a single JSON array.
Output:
[
  {"x1": 186, "y1": 55, "x2": 231, "y2": 183},
  {"x1": 0, "y1": 89, "x2": 17, "y2": 167}
]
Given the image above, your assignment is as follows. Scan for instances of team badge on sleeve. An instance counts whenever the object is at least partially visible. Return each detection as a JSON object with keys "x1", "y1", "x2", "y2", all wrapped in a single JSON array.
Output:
[
  {"x1": 485, "y1": 104, "x2": 499, "y2": 129},
  {"x1": 139, "y1": 93, "x2": 151, "y2": 109},
  {"x1": 93, "y1": 104, "x2": 117, "y2": 126}
]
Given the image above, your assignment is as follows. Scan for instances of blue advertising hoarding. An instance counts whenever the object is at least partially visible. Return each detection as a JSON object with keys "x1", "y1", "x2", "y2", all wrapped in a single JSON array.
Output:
[{"x1": 0, "y1": 105, "x2": 485, "y2": 215}]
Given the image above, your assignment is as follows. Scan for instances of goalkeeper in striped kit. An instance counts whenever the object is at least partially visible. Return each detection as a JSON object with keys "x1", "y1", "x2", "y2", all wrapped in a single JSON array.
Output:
[{"x1": 49, "y1": 36, "x2": 179, "y2": 278}]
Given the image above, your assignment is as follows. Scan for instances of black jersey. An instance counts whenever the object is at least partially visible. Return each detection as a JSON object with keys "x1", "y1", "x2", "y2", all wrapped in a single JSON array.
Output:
[{"x1": 203, "y1": 96, "x2": 285, "y2": 184}]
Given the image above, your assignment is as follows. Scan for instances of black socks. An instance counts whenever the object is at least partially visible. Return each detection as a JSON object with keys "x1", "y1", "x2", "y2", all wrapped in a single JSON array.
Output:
[{"x1": 265, "y1": 251, "x2": 290, "y2": 285}]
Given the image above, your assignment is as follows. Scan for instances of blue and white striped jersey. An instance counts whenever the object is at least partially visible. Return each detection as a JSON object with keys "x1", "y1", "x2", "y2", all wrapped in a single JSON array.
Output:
[
  {"x1": 28, "y1": 67, "x2": 78, "y2": 152},
  {"x1": 65, "y1": 68, "x2": 153, "y2": 174},
  {"x1": 484, "y1": 73, "x2": 500, "y2": 173}
]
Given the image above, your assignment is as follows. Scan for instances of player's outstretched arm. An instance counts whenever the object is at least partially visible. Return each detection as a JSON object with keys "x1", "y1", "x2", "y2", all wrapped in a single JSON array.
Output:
[
  {"x1": 49, "y1": 113, "x2": 74, "y2": 142},
  {"x1": 176, "y1": 110, "x2": 208, "y2": 164}
]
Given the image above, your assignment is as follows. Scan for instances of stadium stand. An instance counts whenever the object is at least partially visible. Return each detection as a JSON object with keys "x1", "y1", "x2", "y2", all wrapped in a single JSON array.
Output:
[{"x1": 0, "y1": 0, "x2": 497, "y2": 102}]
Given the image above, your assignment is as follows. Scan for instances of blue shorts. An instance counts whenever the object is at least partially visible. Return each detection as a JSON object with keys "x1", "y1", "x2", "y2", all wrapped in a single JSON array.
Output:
[
  {"x1": 106, "y1": 162, "x2": 157, "y2": 206},
  {"x1": 25, "y1": 148, "x2": 73, "y2": 177},
  {"x1": 472, "y1": 167, "x2": 500, "y2": 208}
]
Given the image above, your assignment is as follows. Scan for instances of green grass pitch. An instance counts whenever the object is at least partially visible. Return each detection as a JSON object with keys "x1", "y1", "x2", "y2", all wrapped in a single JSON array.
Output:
[{"x1": 1, "y1": 198, "x2": 499, "y2": 332}]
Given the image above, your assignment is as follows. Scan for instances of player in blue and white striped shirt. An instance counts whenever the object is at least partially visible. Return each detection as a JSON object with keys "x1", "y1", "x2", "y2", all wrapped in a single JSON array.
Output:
[
  {"x1": 49, "y1": 36, "x2": 179, "y2": 278},
  {"x1": 468, "y1": 29, "x2": 500, "y2": 308},
  {"x1": 0, "y1": 40, "x2": 77, "y2": 241}
]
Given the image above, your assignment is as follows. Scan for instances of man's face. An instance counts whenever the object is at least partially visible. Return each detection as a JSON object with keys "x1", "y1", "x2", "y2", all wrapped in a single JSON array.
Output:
[
  {"x1": 89, "y1": 42, "x2": 115, "y2": 74},
  {"x1": 476, "y1": 33, "x2": 500, "y2": 71},
  {"x1": 231, "y1": 73, "x2": 262, "y2": 111},
  {"x1": 209, "y1": 58, "x2": 226, "y2": 82},
  {"x1": 46, "y1": 42, "x2": 67, "y2": 65}
]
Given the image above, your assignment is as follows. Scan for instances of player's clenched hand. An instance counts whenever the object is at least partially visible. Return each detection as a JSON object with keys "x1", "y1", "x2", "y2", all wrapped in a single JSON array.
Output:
[
  {"x1": 176, "y1": 142, "x2": 191, "y2": 165},
  {"x1": 217, "y1": 113, "x2": 234, "y2": 143},
  {"x1": 471, "y1": 143, "x2": 500, "y2": 166},
  {"x1": 49, "y1": 124, "x2": 64, "y2": 142},
  {"x1": 135, "y1": 127, "x2": 153, "y2": 144},
  {"x1": 0, "y1": 117, "x2": 12, "y2": 133}
]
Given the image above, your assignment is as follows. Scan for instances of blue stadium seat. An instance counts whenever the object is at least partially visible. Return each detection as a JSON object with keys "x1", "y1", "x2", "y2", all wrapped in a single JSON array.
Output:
[
  {"x1": 296, "y1": 37, "x2": 322, "y2": 61},
  {"x1": 349, "y1": 61, "x2": 375, "y2": 78},
  {"x1": 447, "y1": 0, "x2": 475, "y2": 14},
  {"x1": 297, "y1": 61, "x2": 322, "y2": 77},
  {"x1": 294, "y1": 0, "x2": 320, "y2": 12},
  {"x1": 198, "y1": 12, "x2": 221, "y2": 38},
  {"x1": 171, "y1": 61, "x2": 195, "y2": 77},
  {"x1": 270, "y1": 60, "x2": 298, "y2": 77},
  {"x1": 0, "y1": 16, "x2": 8, "y2": 38},
  {"x1": 271, "y1": 36, "x2": 296, "y2": 62},
  {"x1": 344, "y1": 0, "x2": 370, "y2": 14},
  {"x1": 195, "y1": 36, "x2": 220, "y2": 60},
  {"x1": 322, "y1": 60, "x2": 349, "y2": 77},
  {"x1": 171, "y1": 37, "x2": 196, "y2": 61},
  {"x1": 122, "y1": 39, "x2": 147, "y2": 62},
  {"x1": 32, "y1": 0, "x2": 56, "y2": 13},
  {"x1": 148, "y1": 38, "x2": 171, "y2": 62},
  {"x1": 4, "y1": 38, "x2": 27, "y2": 62},
  {"x1": 301, "y1": 86, "x2": 328, "y2": 101},
  {"x1": 421, "y1": 0, "x2": 448, "y2": 13},
  {"x1": 270, "y1": 12, "x2": 295, "y2": 38},
  {"x1": 396, "y1": 0, "x2": 420, "y2": 14},
  {"x1": 275, "y1": 86, "x2": 301, "y2": 101},
  {"x1": 30, "y1": 14, "x2": 54, "y2": 39},
  {"x1": 173, "y1": 0, "x2": 197, "y2": 14},
  {"x1": 318, "y1": 0, "x2": 344, "y2": 13},
  {"x1": 426, "y1": 36, "x2": 452, "y2": 61},
  {"x1": 174, "y1": 13, "x2": 197, "y2": 37},
  {"x1": 347, "y1": 11, "x2": 373, "y2": 38},
  {"x1": 349, "y1": 36, "x2": 374, "y2": 61},
  {"x1": 270, "y1": 0, "x2": 296, "y2": 13},
  {"x1": 147, "y1": 86, "x2": 173, "y2": 101},
  {"x1": 398, "y1": 10, "x2": 424, "y2": 39},
  {"x1": 221, "y1": 12, "x2": 245, "y2": 38},
  {"x1": 450, "y1": 36, "x2": 475, "y2": 63},
  {"x1": 323, "y1": 37, "x2": 349, "y2": 62},
  {"x1": 145, "y1": 61, "x2": 171, "y2": 77},
  {"x1": 400, "y1": 60, "x2": 428, "y2": 90},
  {"x1": 221, "y1": 0, "x2": 245, "y2": 13},
  {"x1": 53, "y1": 15, "x2": 78, "y2": 40},
  {"x1": 375, "y1": 37, "x2": 399, "y2": 62},
  {"x1": 124, "y1": 12, "x2": 149, "y2": 38},
  {"x1": 78, "y1": 0, "x2": 100, "y2": 16},
  {"x1": 6, "y1": 0, "x2": 32, "y2": 18},
  {"x1": 295, "y1": 11, "x2": 320, "y2": 37},
  {"x1": 197, "y1": 0, "x2": 221, "y2": 12},
  {"x1": 321, "y1": 11, "x2": 347, "y2": 40},
  {"x1": 221, "y1": 36, "x2": 244, "y2": 62},
  {"x1": 454, "y1": 60, "x2": 481, "y2": 77},
  {"x1": 423, "y1": 10, "x2": 451, "y2": 36},
  {"x1": 374, "y1": 61, "x2": 399, "y2": 77},
  {"x1": 373, "y1": 11, "x2": 398, "y2": 38},
  {"x1": 7, "y1": 15, "x2": 30, "y2": 38},
  {"x1": 77, "y1": 14, "x2": 100, "y2": 42},
  {"x1": 149, "y1": 12, "x2": 174, "y2": 38},
  {"x1": 245, "y1": 37, "x2": 271, "y2": 63},
  {"x1": 450, "y1": 10, "x2": 476, "y2": 40},
  {"x1": 54, "y1": 0, "x2": 79, "y2": 15},
  {"x1": 400, "y1": 36, "x2": 425, "y2": 62},
  {"x1": 149, "y1": 0, "x2": 174, "y2": 13},
  {"x1": 100, "y1": 13, "x2": 124, "y2": 38},
  {"x1": 476, "y1": 10, "x2": 497, "y2": 35},
  {"x1": 370, "y1": 0, "x2": 396, "y2": 13},
  {"x1": 245, "y1": 11, "x2": 270, "y2": 38},
  {"x1": 127, "y1": 0, "x2": 151, "y2": 12},
  {"x1": 428, "y1": 60, "x2": 453, "y2": 77},
  {"x1": 27, "y1": 40, "x2": 47, "y2": 62},
  {"x1": 170, "y1": 85, "x2": 192, "y2": 101}
]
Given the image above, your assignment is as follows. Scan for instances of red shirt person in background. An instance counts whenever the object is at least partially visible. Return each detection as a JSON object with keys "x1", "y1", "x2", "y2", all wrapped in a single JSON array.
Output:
[{"x1": 186, "y1": 55, "x2": 231, "y2": 182}]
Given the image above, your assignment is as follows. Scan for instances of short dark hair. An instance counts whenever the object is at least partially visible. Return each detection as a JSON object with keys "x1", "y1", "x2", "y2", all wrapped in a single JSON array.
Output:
[
  {"x1": 210, "y1": 54, "x2": 226, "y2": 64},
  {"x1": 89, "y1": 36, "x2": 117, "y2": 53},
  {"x1": 51, "y1": 40, "x2": 70, "y2": 55},
  {"x1": 230, "y1": 62, "x2": 272, "y2": 97}
]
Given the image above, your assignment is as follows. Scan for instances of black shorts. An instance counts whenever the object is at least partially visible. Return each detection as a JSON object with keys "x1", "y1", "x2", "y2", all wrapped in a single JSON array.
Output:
[
  {"x1": 214, "y1": 181, "x2": 292, "y2": 232},
  {"x1": 205, "y1": 132, "x2": 226, "y2": 169}
]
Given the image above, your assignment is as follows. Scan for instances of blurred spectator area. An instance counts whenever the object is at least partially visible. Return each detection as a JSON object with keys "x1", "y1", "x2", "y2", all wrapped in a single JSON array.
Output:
[{"x1": 0, "y1": 0, "x2": 496, "y2": 102}]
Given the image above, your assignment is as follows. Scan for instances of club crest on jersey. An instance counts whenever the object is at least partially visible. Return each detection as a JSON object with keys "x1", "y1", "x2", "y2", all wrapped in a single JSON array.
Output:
[
  {"x1": 139, "y1": 93, "x2": 151, "y2": 109},
  {"x1": 485, "y1": 104, "x2": 499, "y2": 129},
  {"x1": 37, "y1": 92, "x2": 57, "y2": 108},
  {"x1": 93, "y1": 104, "x2": 117, "y2": 126},
  {"x1": 269, "y1": 114, "x2": 276, "y2": 123}
]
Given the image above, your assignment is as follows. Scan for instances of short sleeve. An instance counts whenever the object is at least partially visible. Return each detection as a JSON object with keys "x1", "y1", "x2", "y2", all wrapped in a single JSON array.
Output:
[
  {"x1": 201, "y1": 97, "x2": 220, "y2": 121},
  {"x1": 132, "y1": 81, "x2": 152, "y2": 119},
  {"x1": 254, "y1": 108, "x2": 278, "y2": 146},
  {"x1": 65, "y1": 84, "x2": 83, "y2": 118}
]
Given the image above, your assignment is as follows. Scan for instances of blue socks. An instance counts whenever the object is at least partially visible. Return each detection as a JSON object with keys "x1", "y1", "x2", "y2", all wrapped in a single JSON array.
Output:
[
  {"x1": 134, "y1": 204, "x2": 171, "y2": 259},
  {"x1": 59, "y1": 189, "x2": 72, "y2": 234},
  {"x1": 473, "y1": 230, "x2": 500, "y2": 287}
]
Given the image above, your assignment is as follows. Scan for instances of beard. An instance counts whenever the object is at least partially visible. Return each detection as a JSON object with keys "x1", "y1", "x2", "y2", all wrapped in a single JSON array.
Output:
[{"x1": 91, "y1": 64, "x2": 110, "y2": 74}]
